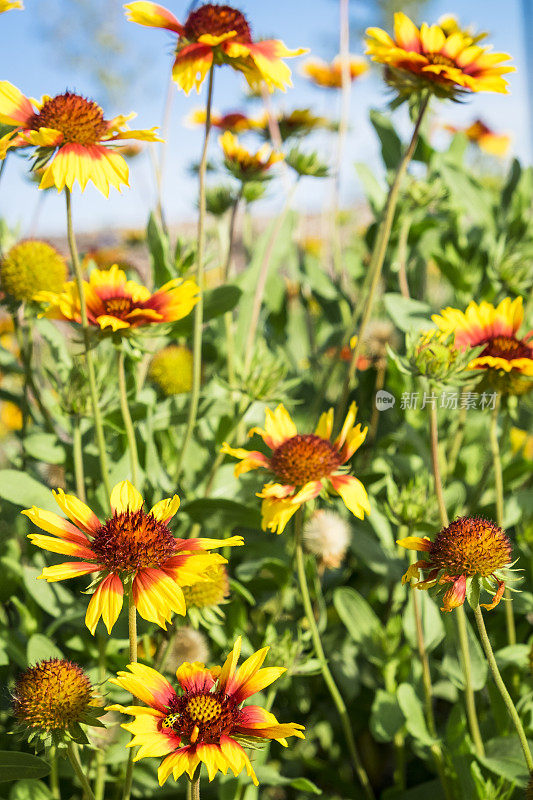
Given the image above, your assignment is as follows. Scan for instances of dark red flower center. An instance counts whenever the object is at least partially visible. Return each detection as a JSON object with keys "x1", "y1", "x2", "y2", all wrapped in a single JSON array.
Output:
[
  {"x1": 218, "y1": 112, "x2": 248, "y2": 130},
  {"x1": 428, "y1": 517, "x2": 512, "y2": 577},
  {"x1": 425, "y1": 52, "x2": 456, "y2": 68},
  {"x1": 270, "y1": 434, "x2": 341, "y2": 485},
  {"x1": 90, "y1": 510, "x2": 177, "y2": 572},
  {"x1": 481, "y1": 335, "x2": 532, "y2": 362},
  {"x1": 104, "y1": 296, "x2": 133, "y2": 318},
  {"x1": 162, "y1": 691, "x2": 239, "y2": 743},
  {"x1": 29, "y1": 92, "x2": 108, "y2": 145},
  {"x1": 184, "y1": 4, "x2": 252, "y2": 42}
]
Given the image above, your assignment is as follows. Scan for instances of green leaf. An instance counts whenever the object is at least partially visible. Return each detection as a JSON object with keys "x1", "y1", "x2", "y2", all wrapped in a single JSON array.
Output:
[
  {"x1": 383, "y1": 293, "x2": 431, "y2": 333},
  {"x1": 23, "y1": 434, "x2": 65, "y2": 465},
  {"x1": 254, "y1": 766, "x2": 321, "y2": 794},
  {"x1": 397, "y1": 683, "x2": 436, "y2": 747},
  {"x1": 26, "y1": 634, "x2": 63, "y2": 665},
  {"x1": 370, "y1": 689, "x2": 405, "y2": 742},
  {"x1": 403, "y1": 591, "x2": 445, "y2": 653},
  {"x1": 441, "y1": 614, "x2": 487, "y2": 691},
  {"x1": 9, "y1": 779, "x2": 54, "y2": 800},
  {"x1": 181, "y1": 498, "x2": 260, "y2": 528},
  {"x1": 0, "y1": 753, "x2": 50, "y2": 783},
  {"x1": 369, "y1": 109, "x2": 402, "y2": 171},
  {"x1": 169, "y1": 285, "x2": 242, "y2": 338},
  {"x1": 495, "y1": 644, "x2": 530, "y2": 671},
  {"x1": 333, "y1": 587, "x2": 383, "y2": 646},
  {"x1": 22, "y1": 566, "x2": 75, "y2": 618},
  {"x1": 147, "y1": 212, "x2": 173, "y2": 285},
  {"x1": 0, "y1": 470, "x2": 56, "y2": 511},
  {"x1": 480, "y1": 736, "x2": 532, "y2": 786}
]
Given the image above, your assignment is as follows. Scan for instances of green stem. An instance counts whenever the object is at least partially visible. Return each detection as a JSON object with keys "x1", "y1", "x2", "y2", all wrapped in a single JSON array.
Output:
[
  {"x1": 122, "y1": 585, "x2": 138, "y2": 800},
  {"x1": 474, "y1": 604, "x2": 533, "y2": 770},
  {"x1": 117, "y1": 349, "x2": 139, "y2": 489},
  {"x1": 337, "y1": 93, "x2": 429, "y2": 424},
  {"x1": 65, "y1": 188, "x2": 111, "y2": 503},
  {"x1": 49, "y1": 745, "x2": 60, "y2": 800},
  {"x1": 243, "y1": 180, "x2": 299, "y2": 374},
  {"x1": 447, "y1": 404, "x2": 467, "y2": 475},
  {"x1": 190, "y1": 765, "x2": 201, "y2": 800},
  {"x1": 294, "y1": 508, "x2": 375, "y2": 799},
  {"x1": 94, "y1": 636, "x2": 107, "y2": 800},
  {"x1": 490, "y1": 394, "x2": 516, "y2": 646},
  {"x1": 428, "y1": 397, "x2": 485, "y2": 758},
  {"x1": 14, "y1": 315, "x2": 55, "y2": 435},
  {"x1": 396, "y1": 213, "x2": 412, "y2": 299},
  {"x1": 174, "y1": 65, "x2": 215, "y2": 484},
  {"x1": 72, "y1": 415, "x2": 86, "y2": 503},
  {"x1": 66, "y1": 741, "x2": 96, "y2": 800}
]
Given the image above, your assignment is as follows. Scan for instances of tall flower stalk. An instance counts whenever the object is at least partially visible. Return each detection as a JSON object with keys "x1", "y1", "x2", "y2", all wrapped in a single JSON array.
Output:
[
  {"x1": 117, "y1": 349, "x2": 140, "y2": 489},
  {"x1": 121, "y1": 584, "x2": 138, "y2": 800},
  {"x1": 65, "y1": 188, "x2": 111, "y2": 501},
  {"x1": 175, "y1": 65, "x2": 215, "y2": 484}
]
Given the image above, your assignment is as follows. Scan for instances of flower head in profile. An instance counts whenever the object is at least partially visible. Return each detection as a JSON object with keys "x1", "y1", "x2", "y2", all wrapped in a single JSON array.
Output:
[
  {"x1": 34, "y1": 264, "x2": 199, "y2": 334},
  {"x1": 366, "y1": 13, "x2": 514, "y2": 98},
  {"x1": 0, "y1": 1, "x2": 23, "y2": 12},
  {"x1": 22, "y1": 480, "x2": 243, "y2": 634},
  {"x1": 302, "y1": 55, "x2": 368, "y2": 88},
  {"x1": 188, "y1": 108, "x2": 258, "y2": 133},
  {"x1": 444, "y1": 119, "x2": 510, "y2": 156},
  {"x1": 108, "y1": 637, "x2": 304, "y2": 785},
  {"x1": 432, "y1": 296, "x2": 533, "y2": 394},
  {"x1": 220, "y1": 131, "x2": 283, "y2": 182},
  {"x1": 0, "y1": 83, "x2": 161, "y2": 195},
  {"x1": 124, "y1": 2, "x2": 307, "y2": 94},
  {"x1": 222, "y1": 403, "x2": 370, "y2": 534},
  {"x1": 13, "y1": 658, "x2": 101, "y2": 745},
  {"x1": 398, "y1": 516, "x2": 515, "y2": 612},
  {"x1": 1, "y1": 240, "x2": 67, "y2": 303},
  {"x1": 256, "y1": 108, "x2": 335, "y2": 142}
]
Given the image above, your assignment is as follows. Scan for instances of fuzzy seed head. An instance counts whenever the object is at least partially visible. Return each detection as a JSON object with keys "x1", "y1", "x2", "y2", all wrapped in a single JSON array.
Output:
[
  {"x1": 149, "y1": 345, "x2": 194, "y2": 395},
  {"x1": 1, "y1": 240, "x2": 67, "y2": 302},
  {"x1": 29, "y1": 92, "x2": 107, "y2": 145},
  {"x1": 169, "y1": 627, "x2": 210, "y2": 667},
  {"x1": 303, "y1": 509, "x2": 351, "y2": 568},
  {"x1": 13, "y1": 659, "x2": 93, "y2": 732},
  {"x1": 429, "y1": 517, "x2": 512, "y2": 578}
]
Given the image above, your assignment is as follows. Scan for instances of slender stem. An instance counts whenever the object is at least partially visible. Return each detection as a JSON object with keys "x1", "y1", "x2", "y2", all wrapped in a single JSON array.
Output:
[
  {"x1": 396, "y1": 214, "x2": 412, "y2": 299},
  {"x1": 337, "y1": 94, "x2": 429, "y2": 424},
  {"x1": 117, "y1": 349, "x2": 139, "y2": 488},
  {"x1": 66, "y1": 742, "x2": 96, "y2": 800},
  {"x1": 367, "y1": 361, "x2": 386, "y2": 445},
  {"x1": 243, "y1": 181, "x2": 299, "y2": 373},
  {"x1": 122, "y1": 585, "x2": 138, "y2": 800},
  {"x1": 94, "y1": 637, "x2": 107, "y2": 800},
  {"x1": 489, "y1": 394, "x2": 516, "y2": 646},
  {"x1": 294, "y1": 508, "x2": 375, "y2": 799},
  {"x1": 174, "y1": 65, "x2": 215, "y2": 484},
  {"x1": 65, "y1": 188, "x2": 111, "y2": 502},
  {"x1": 428, "y1": 396, "x2": 485, "y2": 758},
  {"x1": 49, "y1": 745, "x2": 60, "y2": 800},
  {"x1": 72, "y1": 414, "x2": 86, "y2": 503},
  {"x1": 190, "y1": 765, "x2": 201, "y2": 800},
  {"x1": 474, "y1": 604, "x2": 533, "y2": 770},
  {"x1": 14, "y1": 315, "x2": 56, "y2": 434}
]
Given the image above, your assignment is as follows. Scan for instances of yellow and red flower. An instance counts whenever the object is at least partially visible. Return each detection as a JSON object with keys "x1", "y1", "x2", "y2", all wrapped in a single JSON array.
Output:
[
  {"x1": 124, "y1": 2, "x2": 307, "y2": 94},
  {"x1": 256, "y1": 108, "x2": 334, "y2": 142},
  {"x1": 366, "y1": 13, "x2": 514, "y2": 97},
  {"x1": 0, "y1": 0, "x2": 23, "y2": 12},
  {"x1": 444, "y1": 119, "x2": 511, "y2": 156},
  {"x1": 188, "y1": 108, "x2": 258, "y2": 133},
  {"x1": 432, "y1": 296, "x2": 533, "y2": 394},
  {"x1": 220, "y1": 131, "x2": 283, "y2": 182},
  {"x1": 34, "y1": 264, "x2": 199, "y2": 333},
  {"x1": 302, "y1": 55, "x2": 369, "y2": 88},
  {"x1": 222, "y1": 403, "x2": 370, "y2": 534},
  {"x1": 0, "y1": 83, "x2": 161, "y2": 195},
  {"x1": 108, "y1": 636, "x2": 304, "y2": 785},
  {"x1": 22, "y1": 480, "x2": 243, "y2": 634},
  {"x1": 398, "y1": 516, "x2": 514, "y2": 612}
]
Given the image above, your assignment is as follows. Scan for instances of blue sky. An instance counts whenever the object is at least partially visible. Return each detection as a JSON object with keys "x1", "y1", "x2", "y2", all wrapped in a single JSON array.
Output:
[{"x1": 0, "y1": 0, "x2": 529, "y2": 235}]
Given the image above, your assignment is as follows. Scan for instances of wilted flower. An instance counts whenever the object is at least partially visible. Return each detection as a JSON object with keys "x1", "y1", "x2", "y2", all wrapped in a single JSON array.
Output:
[
  {"x1": 125, "y1": 2, "x2": 307, "y2": 94},
  {"x1": 1, "y1": 240, "x2": 67, "y2": 303},
  {"x1": 220, "y1": 131, "x2": 283, "y2": 182},
  {"x1": 303, "y1": 509, "x2": 351, "y2": 569},
  {"x1": 366, "y1": 13, "x2": 514, "y2": 99},
  {"x1": 34, "y1": 264, "x2": 199, "y2": 334},
  {"x1": 302, "y1": 55, "x2": 368, "y2": 88},
  {"x1": 108, "y1": 637, "x2": 304, "y2": 785},
  {"x1": 0, "y1": 83, "x2": 160, "y2": 195},
  {"x1": 398, "y1": 516, "x2": 515, "y2": 612},
  {"x1": 432, "y1": 296, "x2": 533, "y2": 394},
  {"x1": 13, "y1": 658, "x2": 100, "y2": 745},
  {"x1": 285, "y1": 147, "x2": 329, "y2": 178},
  {"x1": 444, "y1": 119, "x2": 511, "y2": 156},
  {"x1": 149, "y1": 345, "x2": 194, "y2": 395},
  {"x1": 182, "y1": 564, "x2": 229, "y2": 609},
  {"x1": 23, "y1": 479, "x2": 242, "y2": 634},
  {"x1": 222, "y1": 403, "x2": 370, "y2": 534},
  {"x1": 188, "y1": 108, "x2": 258, "y2": 133}
]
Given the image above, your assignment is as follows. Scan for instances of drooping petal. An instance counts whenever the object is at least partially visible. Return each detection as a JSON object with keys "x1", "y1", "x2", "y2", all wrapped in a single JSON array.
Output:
[
  {"x1": 196, "y1": 743, "x2": 229, "y2": 781},
  {"x1": 85, "y1": 573, "x2": 124, "y2": 635},
  {"x1": 480, "y1": 579, "x2": 506, "y2": 611},
  {"x1": 172, "y1": 44, "x2": 214, "y2": 94},
  {"x1": 220, "y1": 442, "x2": 270, "y2": 476},
  {"x1": 40, "y1": 561, "x2": 102, "y2": 582},
  {"x1": 329, "y1": 474, "x2": 371, "y2": 519},
  {"x1": 158, "y1": 746, "x2": 200, "y2": 785},
  {"x1": 133, "y1": 568, "x2": 186, "y2": 627},
  {"x1": 441, "y1": 574, "x2": 467, "y2": 612},
  {"x1": 219, "y1": 736, "x2": 258, "y2": 785}
]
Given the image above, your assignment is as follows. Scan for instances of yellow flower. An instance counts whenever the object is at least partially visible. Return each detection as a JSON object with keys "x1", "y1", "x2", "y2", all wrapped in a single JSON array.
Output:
[
  {"x1": 0, "y1": 0, "x2": 23, "y2": 12},
  {"x1": 182, "y1": 564, "x2": 228, "y2": 609},
  {"x1": 188, "y1": 108, "x2": 258, "y2": 133},
  {"x1": 0, "y1": 400, "x2": 23, "y2": 433},
  {"x1": 302, "y1": 55, "x2": 368, "y2": 88},
  {"x1": 1, "y1": 240, "x2": 67, "y2": 303},
  {"x1": 34, "y1": 264, "x2": 199, "y2": 334},
  {"x1": 366, "y1": 12, "x2": 514, "y2": 97},
  {"x1": 125, "y1": 2, "x2": 307, "y2": 94},
  {"x1": 108, "y1": 637, "x2": 304, "y2": 785},
  {"x1": 149, "y1": 345, "x2": 194, "y2": 395},
  {"x1": 398, "y1": 516, "x2": 514, "y2": 612},
  {"x1": 222, "y1": 403, "x2": 370, "y2": 534},
  {"x1": 432, "y1": 296, "x2": 533, "y2": 394},
  {"x1": 220, "y1": 131, "x2": 283, "y2": 182},
  {"x1": 445, "y1": 119, "x2": 511, "y2": 156},
  {"x1": 22, "y1": 479, "x2": 243, "y2": 634},
  {"x1": 510, "y1": 428, "x2": 533, "y2": 461},
  {"x1": 0, "y1": 83, "x2": 161, "y2": 195}
]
